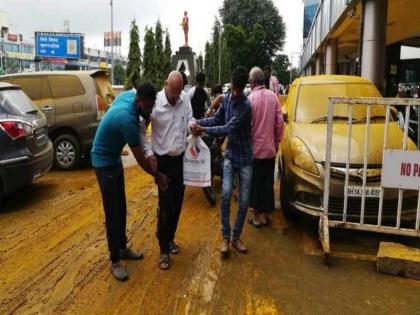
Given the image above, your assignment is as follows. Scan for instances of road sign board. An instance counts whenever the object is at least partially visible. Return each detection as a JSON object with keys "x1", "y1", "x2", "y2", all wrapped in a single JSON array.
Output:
[
  {"x1": 382, "y1": 149, "x2": 420, "y2": 190},
  {"x1": 35, "y1": 32, "x2": 81, "y2": 59}
]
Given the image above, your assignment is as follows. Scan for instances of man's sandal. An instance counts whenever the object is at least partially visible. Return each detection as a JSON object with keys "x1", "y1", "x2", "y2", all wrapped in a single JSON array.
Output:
[
  {"x1": 169, "y1": 241, "x2": 180, "y2": 255},
  {"x1": 159, "y1": 254, "x2": 170, "y2": 270}
]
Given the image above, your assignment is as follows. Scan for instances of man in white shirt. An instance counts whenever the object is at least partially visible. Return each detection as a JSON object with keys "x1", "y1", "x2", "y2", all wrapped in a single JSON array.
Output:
[{"x1": 150, "y1": 71, "x2": 194, "y2": 270}]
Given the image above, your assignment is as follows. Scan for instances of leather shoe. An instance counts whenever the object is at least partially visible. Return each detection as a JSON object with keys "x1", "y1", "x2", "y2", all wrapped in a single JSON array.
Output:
[
  {"x1": 110, "y1": 262, "x2": 129, "y2": 281},
  {"x1": 119, "y1": 248, "x2": 144, "y2": 260}
]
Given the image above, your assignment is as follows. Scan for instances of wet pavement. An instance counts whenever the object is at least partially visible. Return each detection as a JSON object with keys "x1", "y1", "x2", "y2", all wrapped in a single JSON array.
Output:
[{"x1": 1, "y1": 163, "x2": 420, "y2": 314}]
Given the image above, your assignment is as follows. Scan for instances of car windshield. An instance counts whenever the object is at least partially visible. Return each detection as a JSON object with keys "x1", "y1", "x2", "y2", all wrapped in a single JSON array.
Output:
[
  {"x1": 0, "y1": 89, "x2": 37, "y2": 116},
  {"x1": 295, "y1": 83, "x2": 388, "y2": 123}
]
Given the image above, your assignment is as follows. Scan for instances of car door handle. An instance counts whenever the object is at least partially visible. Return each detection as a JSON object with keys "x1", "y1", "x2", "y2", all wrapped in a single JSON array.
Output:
[{"x1": 41, "y1": 106, "x2": 53, "y2": 112}]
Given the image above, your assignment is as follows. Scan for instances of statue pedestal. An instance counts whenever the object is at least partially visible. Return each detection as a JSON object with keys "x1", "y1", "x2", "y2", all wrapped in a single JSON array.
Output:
[{"x1": 171, "y1": 46, "x2": 200, "y2": 85}]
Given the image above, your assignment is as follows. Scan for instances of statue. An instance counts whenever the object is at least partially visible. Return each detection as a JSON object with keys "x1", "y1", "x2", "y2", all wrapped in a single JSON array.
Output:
[{"x1": 181, "y1": 11, "x2": 189, "y2": 47}]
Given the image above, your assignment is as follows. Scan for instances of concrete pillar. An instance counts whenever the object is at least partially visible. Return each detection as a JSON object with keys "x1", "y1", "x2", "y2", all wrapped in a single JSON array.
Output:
[
  {"x1": 361, "y1": 0, "x2": 388, "y2": 93},
  {"x1": 315, "y1": 54, "x2": 322, "y2": 75},
  {"x1": 325, "y1": 39, "x2": 338, "y2": 75}
]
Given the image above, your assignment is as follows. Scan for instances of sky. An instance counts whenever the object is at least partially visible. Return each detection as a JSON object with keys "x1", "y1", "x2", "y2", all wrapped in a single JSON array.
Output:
[{"x1": 0, "y1": 0, "x2": 304, "y2": 66}]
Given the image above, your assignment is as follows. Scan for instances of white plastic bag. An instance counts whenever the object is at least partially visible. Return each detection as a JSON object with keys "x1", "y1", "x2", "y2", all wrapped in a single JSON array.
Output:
[{"x1": 183, "y1": 135, "x2": 211, "y2": 187}]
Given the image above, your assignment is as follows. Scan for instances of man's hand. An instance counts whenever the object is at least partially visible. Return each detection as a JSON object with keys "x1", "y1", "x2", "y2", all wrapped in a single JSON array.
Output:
[
  {"x1": 148, "y1": 155, "x2": 158, "y2": 175},
  {"x1": 191, "y1": 124, "x2": 205, "y2": 136},
  {"x1": 156, "y1": 172, "x2": 170, "y2": 191}
]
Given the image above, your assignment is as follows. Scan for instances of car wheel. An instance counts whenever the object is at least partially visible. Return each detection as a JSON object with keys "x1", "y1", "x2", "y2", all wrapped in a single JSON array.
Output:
[
  {"x1": 53, "y1": 134, "x2": 81, "y2": 170},
  {"x1": 280, "y1": 164, "x2": 297, "y2": 220}
]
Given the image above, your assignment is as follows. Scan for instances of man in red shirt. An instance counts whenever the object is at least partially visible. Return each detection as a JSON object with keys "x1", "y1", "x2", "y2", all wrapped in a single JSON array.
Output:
[{"x1": 248, "y1": 67, "x2": 284, "y2": 227}]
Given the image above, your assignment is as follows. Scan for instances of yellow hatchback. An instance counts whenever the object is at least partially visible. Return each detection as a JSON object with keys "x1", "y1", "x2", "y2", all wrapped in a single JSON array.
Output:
[{"x1": 279, "y1": 75, "x2": 418, "y2": 223}]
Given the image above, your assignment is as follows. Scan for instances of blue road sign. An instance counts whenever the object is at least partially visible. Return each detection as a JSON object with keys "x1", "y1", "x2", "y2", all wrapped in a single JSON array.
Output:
[{"x1": 36, "y1": 33, "x2": 81, "y2": 59}]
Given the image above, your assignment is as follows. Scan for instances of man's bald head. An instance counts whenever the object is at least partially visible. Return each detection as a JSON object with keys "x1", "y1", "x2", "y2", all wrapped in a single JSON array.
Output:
[{"x1": 165, "y1": 71, "x2": 184, "y2": 106}]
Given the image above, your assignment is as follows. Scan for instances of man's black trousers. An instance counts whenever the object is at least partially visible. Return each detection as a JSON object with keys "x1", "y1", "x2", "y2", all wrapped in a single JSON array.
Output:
[
  {"x1": 156, "y1": 154, "x2": 185, "y2": 255},
  {"x1": 95, "y1": 163, "x2": 127, "y2": 263}
]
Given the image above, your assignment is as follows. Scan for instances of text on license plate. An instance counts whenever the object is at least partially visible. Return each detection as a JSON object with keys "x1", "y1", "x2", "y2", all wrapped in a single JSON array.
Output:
[
  {"x1": 35, "y1": 128, "x2": 46, "y2": 140},
  {"x1": 347, "y1": 186, "x2": 381, "y2": 198}
]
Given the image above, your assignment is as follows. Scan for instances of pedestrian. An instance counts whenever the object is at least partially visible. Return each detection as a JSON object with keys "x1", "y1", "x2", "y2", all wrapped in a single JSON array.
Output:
[
  {"x1": 187, "y1": 72, "x2": 211, "y2": 119},
  {"x1": 91, "y1": 83, "x2": 169, "y2": 281},
  {"x1": 206, "y1": 84, "x2": 224, "y2": 117},
  {"x1": 248, "y1": 67, "x2": 284, "y2": 227},
  {"x1": 263, "y1": 65, "x2": 281, "y2": 96},
  {"x1": 192, "y1": 66, "x2": 253, "y2": 257},
  {"x1": 150, "y1": 71, "x2": 194, "y2": 270}
]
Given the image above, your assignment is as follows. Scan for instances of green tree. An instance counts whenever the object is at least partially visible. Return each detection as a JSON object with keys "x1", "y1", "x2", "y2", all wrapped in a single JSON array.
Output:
[
  {"x1": 154, "y1": 20, "x2": 165, "y2": 88},
  {"x1": 162, "y1": 30, "x2": 172, "y2": 80},
  {"x1": 272, "y1": 54, "x2": 290, "y2": 86},
  {"x1": 142, "y1": 27, "x2": 156, "y2": 84},
  {"x1": 113, "y1": 63, "x2": 125, "y2": 85},
  {"x1": 220, "y1": 0, "x2": 286, "y2": 66},
  {"x1": 204, "y1": 41, "x2": 212, "y2": 86},
  {"x1": 210, "y1": 19, "x2": 221, "y2": 86},
  {"x1": 125, "y1": 18, "x2": 142, "y2": 88},
  {"x1": 220, "y1": 35, "x2": 231, "y2": 85}
]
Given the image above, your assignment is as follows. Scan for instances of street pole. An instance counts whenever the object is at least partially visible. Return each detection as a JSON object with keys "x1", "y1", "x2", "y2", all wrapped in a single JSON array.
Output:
[
  {"x1": 0, "y1": 39, "x2": 3, "y2": 73},
  {"x1": 218, "y1": 25, "x2": 221, "y2": 85},
  {"x1": 110, "y1": 0, "x2": 114, "y2": 85}
]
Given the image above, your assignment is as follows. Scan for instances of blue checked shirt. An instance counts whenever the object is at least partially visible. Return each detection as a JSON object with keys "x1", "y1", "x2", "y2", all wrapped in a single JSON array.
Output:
[{"x1": 197, "y1": 93, "x2": 253, "y2": 167}]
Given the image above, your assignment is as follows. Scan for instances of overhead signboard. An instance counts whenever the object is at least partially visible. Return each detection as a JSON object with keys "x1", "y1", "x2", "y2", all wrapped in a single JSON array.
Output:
[
  {"x1": 382, "y1": 150, "x2": 420, "y2": 190},
  {"x1": 104, "y1": 31, "x2": 121, "y2": 47},
  {"x1": 35, "y1": 32, "x2": 83, "y2": 59},
  {"x1": 7, "y1": 34, "x2": 18, "y2": 42}
]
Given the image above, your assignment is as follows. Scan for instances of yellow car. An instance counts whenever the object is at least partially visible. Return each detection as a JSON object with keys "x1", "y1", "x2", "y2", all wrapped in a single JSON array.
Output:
[{"x1": 279, "y1": 75, "x2": 417, "y2": 223}]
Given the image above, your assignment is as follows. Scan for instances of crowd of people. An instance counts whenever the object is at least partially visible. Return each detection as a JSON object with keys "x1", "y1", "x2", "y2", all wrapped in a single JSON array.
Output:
[{"x1": 91, "y1": 66, "x2": 284, "y2": 281}]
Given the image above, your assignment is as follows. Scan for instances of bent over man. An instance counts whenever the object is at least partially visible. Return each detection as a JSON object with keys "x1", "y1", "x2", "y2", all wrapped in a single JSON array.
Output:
[{"x1": 92, "y1": 83, "x2": 167, "y2": 281}]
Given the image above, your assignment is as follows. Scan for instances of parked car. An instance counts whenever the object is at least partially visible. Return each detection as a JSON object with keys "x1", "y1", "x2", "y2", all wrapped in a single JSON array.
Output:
[
  {"x1": 0, "y1": 83, "x2": 53, "y2": 198},
  {"x1": 279, "y1": 75, "x2": 417, "y2": 223},
  {"x1": 0, "y1": 70, "x2": 115, "y2": 170}
]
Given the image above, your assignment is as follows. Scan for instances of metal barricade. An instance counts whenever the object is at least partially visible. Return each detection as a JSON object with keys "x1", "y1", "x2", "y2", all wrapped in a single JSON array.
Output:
[{"x1": 320, "y1": 97, "x2": 420, "y2": 261}]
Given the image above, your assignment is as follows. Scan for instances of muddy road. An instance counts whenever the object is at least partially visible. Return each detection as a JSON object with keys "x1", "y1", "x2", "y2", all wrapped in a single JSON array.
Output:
[{"x1": 1, "y1": 165, "x2": 420, "y2": 314}]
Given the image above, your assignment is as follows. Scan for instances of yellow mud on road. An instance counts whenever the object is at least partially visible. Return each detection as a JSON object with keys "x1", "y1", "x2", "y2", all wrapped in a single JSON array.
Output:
[{"x1": 1, "y1": 166, "x2": 420, "y2": 314}]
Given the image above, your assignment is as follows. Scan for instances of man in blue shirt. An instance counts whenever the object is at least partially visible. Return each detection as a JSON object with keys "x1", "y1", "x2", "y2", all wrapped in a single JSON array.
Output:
[
  {"x1": 92, "y1": 83, "x2": 168, "y2": 281},
  {"x1": 192, "y1": 66, "x2": 253, "y2": 257}
]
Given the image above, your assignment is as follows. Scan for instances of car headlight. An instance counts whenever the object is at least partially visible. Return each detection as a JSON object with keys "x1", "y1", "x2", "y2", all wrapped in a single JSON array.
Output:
[{"x1": 290, "y1": 137, "x2": 319, "y2": 175}]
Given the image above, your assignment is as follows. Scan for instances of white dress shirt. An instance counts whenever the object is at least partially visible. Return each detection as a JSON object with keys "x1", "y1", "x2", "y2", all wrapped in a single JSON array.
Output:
[{"x1": 150, "y1": 89, "x2": 194, "y2": 156}]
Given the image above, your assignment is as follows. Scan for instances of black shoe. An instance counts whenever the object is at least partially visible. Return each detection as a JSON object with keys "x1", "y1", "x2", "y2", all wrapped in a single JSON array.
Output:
[{"x1": 119, "y1": 248, "x2": 144, "y2": 260}]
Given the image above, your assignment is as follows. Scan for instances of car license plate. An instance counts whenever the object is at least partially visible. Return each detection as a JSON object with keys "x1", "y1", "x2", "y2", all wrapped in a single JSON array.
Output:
[
  {"x1": 347, "y1": 186, "x2": 381, "y2": 198},
  {"x1": 35, "y1": 128, "x2": 46, "y2": 141}
]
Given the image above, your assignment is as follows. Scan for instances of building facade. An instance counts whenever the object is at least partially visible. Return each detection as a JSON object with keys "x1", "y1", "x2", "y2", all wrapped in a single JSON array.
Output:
[{"x1": 299, "y1": 0, "x2": 420, "y2": 95}]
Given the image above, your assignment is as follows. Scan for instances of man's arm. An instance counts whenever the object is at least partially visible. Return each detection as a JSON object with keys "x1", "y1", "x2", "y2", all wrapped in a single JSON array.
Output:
[
  {"x1": 130, "y1": 145, "x2": 168, "y2": 191},
  {"x1": 203, "y1": 103, "x2": 250, "y2": 137},
  {"x1": 275, "y1": 101, "x2": 284, "y2": 147},
  {"x1": 197, "y1": 95, "x2": 226, "y2": 127},
  {"x1": 129, "y1": 144, "x2": 154, "y2": 175},
  {"x1": 139, "y1": 118, "x2": 153, "y2": 158},
  {"x1": 121, "y1": 117, "x2": 161, "y2": 183},
  {"x1": 184, "y1": 95, "x2": 196, "y2": 133},
  {"x1": 205, "y1": 90, "x2": 211, "y2": 112}
]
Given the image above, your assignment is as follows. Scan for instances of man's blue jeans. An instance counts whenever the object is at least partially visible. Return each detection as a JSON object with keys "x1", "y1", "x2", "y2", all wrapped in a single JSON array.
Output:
[{"x1": 221, "y1": 158, "x2": 253, "y2": 240}]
